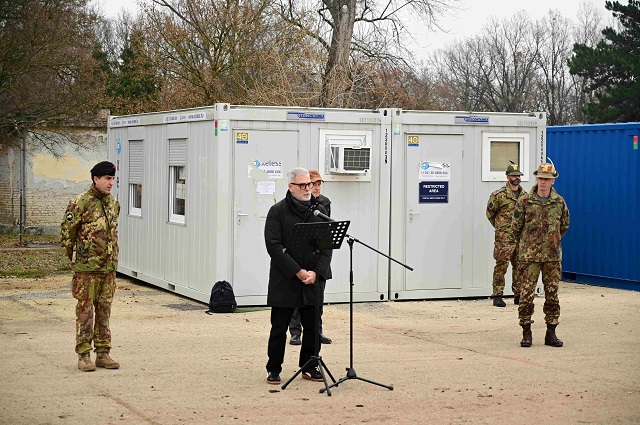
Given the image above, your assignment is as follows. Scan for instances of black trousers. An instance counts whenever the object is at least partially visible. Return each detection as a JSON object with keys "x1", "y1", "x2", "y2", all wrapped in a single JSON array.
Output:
[
  {"x1": 289, "y1": 280, "x2": 326, "y2": 337},
  {"x1": 266, "y1": 305, "x2": 319, "y2": 374}
]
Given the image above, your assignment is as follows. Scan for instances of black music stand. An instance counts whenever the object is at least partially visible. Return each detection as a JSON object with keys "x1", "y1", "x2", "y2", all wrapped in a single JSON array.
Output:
[
  {"x1": 320, "y1": 234, "x2": 413, "y2": 394},
  {"x1": 281, "y1": 220, "x2": 350, "y2": 396}
]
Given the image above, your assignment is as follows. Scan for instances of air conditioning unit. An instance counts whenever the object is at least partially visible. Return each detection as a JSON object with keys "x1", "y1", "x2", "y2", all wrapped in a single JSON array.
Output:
[{"x1": 329, "y1": 145, "x2": 371, "y2": 174}]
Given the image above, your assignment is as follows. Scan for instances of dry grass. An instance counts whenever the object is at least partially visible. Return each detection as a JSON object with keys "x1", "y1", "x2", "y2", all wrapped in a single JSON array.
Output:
[
  {"x1": 0, "y1": 234, "x2": 70, "y2": 277},
  {"x1": 0, "y1": 233, "x2": 60, "y2": 248}
]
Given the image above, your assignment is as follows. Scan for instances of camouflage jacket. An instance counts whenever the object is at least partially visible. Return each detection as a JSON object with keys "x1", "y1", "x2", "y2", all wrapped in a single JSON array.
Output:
[
  {"x1": 512, "y1": 186, "x2": 570, "y2": 262},
  {"x1": 486, "y1": 183, "x2": 528, "y2": 244},
  {"x1": 60, "y1": 184, "x2": 120, "y2": 273}
]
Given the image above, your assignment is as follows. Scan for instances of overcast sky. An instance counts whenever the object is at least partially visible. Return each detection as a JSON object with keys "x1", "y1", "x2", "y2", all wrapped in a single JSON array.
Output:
[
  {"x1": 409, "y1": 0, "x2": 609, "y2": 55},
  {"x1": 96, "y1": 0, "x2": 611, "y2": 59}
]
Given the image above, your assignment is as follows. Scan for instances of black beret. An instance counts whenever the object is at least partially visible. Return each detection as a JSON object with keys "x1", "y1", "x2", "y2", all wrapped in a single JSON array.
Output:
[{"x1": 91, "y1": 161, "x2": 116, "y2": 177}]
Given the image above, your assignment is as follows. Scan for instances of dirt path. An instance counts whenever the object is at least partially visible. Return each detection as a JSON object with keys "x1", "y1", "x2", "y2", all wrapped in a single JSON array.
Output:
[{"x1": 1, "y1": 274, "x2": 638, "y2": 424}]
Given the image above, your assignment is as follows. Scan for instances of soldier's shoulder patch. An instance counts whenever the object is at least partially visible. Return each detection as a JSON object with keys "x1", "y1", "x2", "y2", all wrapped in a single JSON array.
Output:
[{"x1": 65, "y1": 212, "x2": 74, "y2": 221}]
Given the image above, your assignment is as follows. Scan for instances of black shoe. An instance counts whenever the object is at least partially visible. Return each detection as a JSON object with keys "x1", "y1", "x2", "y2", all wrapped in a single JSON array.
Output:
[
  {"x1": 289, "y1": 334, "x2": 301, "y2": 345},
  {"x1": 267, "y1": 371, "x2": 281, "y2": 385},
  {"x1": 302, "y1": 367, "x2": 323, "y2": 382},
  {"x1": 493, "y1": 297, "x2": 506, "y2": 307},
  {"x1": 320, "y1": 334, "x2": 332, "y2": 344},
  {"x1": 514, "y1": 295, "x2": 520, "y2": 305}
]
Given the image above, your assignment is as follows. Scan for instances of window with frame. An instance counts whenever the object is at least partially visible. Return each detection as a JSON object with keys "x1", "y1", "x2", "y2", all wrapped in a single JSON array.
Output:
[
  {"x1": 482, "y1": 133, "x2": 530, "y2": 182},
  {"x1": 128, "y1": 140, "x2": 143, "y2": 216},
  {"x1": 168, "y1": 139, "x2": 187, "y2": 224}
]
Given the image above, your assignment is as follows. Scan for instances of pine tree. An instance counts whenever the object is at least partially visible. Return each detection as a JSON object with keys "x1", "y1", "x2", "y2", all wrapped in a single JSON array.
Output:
[
  {"x1": 108, "y1": 30, "x2": 160, "y2": 114},
  {"x1": 569, "y1": 0, "x2": 640, "y2": 123}
]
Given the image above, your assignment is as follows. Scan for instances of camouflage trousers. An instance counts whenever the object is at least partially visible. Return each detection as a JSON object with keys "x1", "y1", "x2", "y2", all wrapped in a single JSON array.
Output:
[
  {"x1": 72, "y1": 272, "x2": 116, "y2": 354},
  {"x1": 492, "y1": 242, "x2": 520, "y2": 296},
  {"x1": 517, "y1": 262, "x2": 561, "y2": 326}
]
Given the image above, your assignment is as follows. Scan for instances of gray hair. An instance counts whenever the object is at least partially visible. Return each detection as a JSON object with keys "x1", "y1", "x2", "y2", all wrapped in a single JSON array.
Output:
[{"x1": 287, "y1": 167, "x2": 309, "y2": 183}]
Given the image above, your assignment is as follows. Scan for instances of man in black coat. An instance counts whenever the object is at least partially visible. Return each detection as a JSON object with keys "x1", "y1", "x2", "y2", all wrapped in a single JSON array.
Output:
[
  {"x1": 265, "y1": 168, "x2": 332, "y2": 385},
  {"x1": 288, "y1": 169, "x2": 333, "y2": 345}
]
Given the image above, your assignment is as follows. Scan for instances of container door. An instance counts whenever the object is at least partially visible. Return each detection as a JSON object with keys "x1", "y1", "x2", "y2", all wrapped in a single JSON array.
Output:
[
  {"x1": 233, "y1": 130, "x2": 299, "y2": 298},
  {"x1": 405, "y1": 134, "x2": 463, "y2": 290}
]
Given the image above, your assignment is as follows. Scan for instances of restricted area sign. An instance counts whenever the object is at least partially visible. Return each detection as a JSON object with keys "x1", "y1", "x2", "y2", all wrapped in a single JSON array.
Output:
[{"x1": 419, "y1": 181, "x2": 448, "y2": 203}]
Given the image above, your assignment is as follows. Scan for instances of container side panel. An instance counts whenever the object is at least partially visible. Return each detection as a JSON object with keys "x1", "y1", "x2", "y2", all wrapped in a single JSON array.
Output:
[{"x1": 547, "y1": 124, "x2": 640, "y2": 286}]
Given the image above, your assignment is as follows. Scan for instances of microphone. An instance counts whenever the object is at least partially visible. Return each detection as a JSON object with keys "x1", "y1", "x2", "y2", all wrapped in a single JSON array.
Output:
[{"x1": 313, "y1": 210, "x2": 334, "y2": 222}]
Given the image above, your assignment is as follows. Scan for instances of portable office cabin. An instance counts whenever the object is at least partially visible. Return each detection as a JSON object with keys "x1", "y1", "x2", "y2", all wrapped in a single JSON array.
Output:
[
  {"x1": 547, "y1": 123, "x2": 640, "y2": 291},
  {"x1": 108, "y1": 104, "x2": 546, "y2": 305},
  {"x1": 388, "y1": 109, "x2": 547, "y2": 300},
  {"x1": 108, "y1": 104, "x2": 392, "y2": 306}
]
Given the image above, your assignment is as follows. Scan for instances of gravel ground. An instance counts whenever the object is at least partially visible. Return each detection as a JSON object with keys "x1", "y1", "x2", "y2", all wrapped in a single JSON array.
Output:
[{"x1": 1, "y1": 273, "x2": 639, "y2": 425}]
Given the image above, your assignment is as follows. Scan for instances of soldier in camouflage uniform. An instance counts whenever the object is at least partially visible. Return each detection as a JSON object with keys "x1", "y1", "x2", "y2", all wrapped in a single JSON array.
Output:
[
  {"x1": 60, "y1": 161, "x2": 121, "y2": 371},
  {"x1": 512, "y1": 163, "x2": 570, "y2": 348},
  {"x1": 486, "y1": 163, "x2": 528, "y2": 307}
]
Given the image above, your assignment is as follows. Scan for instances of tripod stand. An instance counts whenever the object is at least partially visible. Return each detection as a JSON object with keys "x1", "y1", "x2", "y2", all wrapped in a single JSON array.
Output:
[
  {"x1": 281, "y1": 220, "x2": 350, "y2": 396},
  {"x1": 320, "y1": 234, "x2": 413, "y2": 394}
]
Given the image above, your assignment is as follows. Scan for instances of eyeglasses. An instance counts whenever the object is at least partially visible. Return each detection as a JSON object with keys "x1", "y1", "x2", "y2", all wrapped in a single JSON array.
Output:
[
  {"x1": 290, "y1": 182, "x2": 313, "y2": 190},
  {"x1": 311, "y1": 180, "x2": 323, "y2": 187}
]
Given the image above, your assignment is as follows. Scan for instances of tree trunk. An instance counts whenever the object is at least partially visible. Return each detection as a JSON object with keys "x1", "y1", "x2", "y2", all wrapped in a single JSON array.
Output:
[{"x1": 320, "y1": 0, "x2": 356, "y2": 108}]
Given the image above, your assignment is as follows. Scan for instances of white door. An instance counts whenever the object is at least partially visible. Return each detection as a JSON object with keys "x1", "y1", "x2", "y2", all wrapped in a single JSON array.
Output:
[
  {"x1": 233, "y1": 130, "x2": 299, "y2": 298},
  {"x1": 405, "y1": 133, "x2": 463, "y2": 290}
]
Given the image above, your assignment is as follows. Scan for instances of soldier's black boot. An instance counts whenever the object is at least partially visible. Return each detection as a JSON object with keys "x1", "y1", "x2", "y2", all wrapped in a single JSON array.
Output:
[
  {"x1": 545, "y1": 324, "x2": 563, "y2": 347},
  {"x1": 493, "y1": 296, "x2": 506, "y2": 307},
  {"x1": 520, "y1": 324, "x2": 532, "y2": 347},
  {"x1": 513, "y1": 295, "x2": 520, "y2": 305}
]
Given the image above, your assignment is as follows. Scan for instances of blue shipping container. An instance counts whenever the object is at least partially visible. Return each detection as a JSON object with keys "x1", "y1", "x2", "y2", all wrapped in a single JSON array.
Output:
[{"x1": 546, "y1": 123, "x2": 640, "y2": 291}]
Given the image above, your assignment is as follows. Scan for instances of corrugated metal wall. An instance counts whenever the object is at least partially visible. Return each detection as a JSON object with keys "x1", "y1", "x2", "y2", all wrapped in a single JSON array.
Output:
[{"x1": 547, "y1": 123, "x2": 640, "y2": 290}]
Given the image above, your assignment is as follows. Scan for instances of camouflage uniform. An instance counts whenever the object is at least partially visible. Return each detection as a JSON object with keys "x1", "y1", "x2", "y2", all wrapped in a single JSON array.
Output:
[
  {"x1": 61, "y1": 184, "x2": 120, "y2": 354},
  {"x1": 486, "y1": 183, "x2": 527, "y2": 297},
  {"x1": 512, "y1": 185, "x2": 569, "y2": 326}
]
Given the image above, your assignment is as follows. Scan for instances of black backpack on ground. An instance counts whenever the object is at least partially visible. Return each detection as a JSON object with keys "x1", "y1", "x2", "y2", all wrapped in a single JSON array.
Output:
[{"x1": 207, "y1": 280, "x2": 237, "y2": 313}]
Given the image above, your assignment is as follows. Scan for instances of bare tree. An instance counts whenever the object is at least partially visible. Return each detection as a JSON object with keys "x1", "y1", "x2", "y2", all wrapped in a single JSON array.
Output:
[
  {"x1": 536, "y1": 10, "x2": 576, "y2": 125},
  {"x1": 275, "y1": 0, "x2": 461, "y2": 108},
  {"x1": 431, "y1": 12, "x2": 542, "y2": 113},
  {"x1": 138, "y1": 0, "x2": 316, "y2": 109},
  {"x1": 0, "y1": 0, "x2": 107, "y2": 153},
  {"x1": 476, "y1": 13, "x2": 543, "y2": 112},
  {"x1": 431, "y1": 38, "x2": 486, "y2": 110}
]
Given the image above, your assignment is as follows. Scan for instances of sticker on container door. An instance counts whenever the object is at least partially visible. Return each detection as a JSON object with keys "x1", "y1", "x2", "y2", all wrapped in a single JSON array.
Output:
[
  {"x1": 408, "y1": 135, "x2": 419, "y2": 147},
  {"x1": 236, "y1": 132, "x2": 249, "y2": 144},
  {"x1": 256, "y1": 181, "x2": 276, "y2": 195},
  {"x1": 252, "y1": 159, "x2": 283, "y2": 179},
  {"x1": 419, "y1": 161, "x2": 451, "y2": 180},
  {"x1": 419, "y1": 182, "x2": 448, "y2": 203}
]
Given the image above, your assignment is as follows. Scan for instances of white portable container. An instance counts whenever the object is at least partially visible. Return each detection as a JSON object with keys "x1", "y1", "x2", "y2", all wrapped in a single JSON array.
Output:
[
  {"x1": 388, "y1": 109, "x2": 546, "y2": 300},
  {"x1": 108, "y1": 104, "x2": 545, "y2": 305},
  {"x1": 108, "y1": 104, "x2": 392, "y2": 306}
]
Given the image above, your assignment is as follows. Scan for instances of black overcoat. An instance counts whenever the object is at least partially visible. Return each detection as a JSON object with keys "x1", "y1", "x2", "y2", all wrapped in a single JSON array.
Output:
[{"x1": 264, "y1": 191, "x2": 332, "y2": 308}]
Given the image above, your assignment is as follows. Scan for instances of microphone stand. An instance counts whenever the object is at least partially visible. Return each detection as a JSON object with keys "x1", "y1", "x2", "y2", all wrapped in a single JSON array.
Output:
[
  {"x1": 279, "y1": 219, "x2": 350, "y2": 396},
  {"x1": 320, "y1": 231, "x2": 413, "y2": 394}
]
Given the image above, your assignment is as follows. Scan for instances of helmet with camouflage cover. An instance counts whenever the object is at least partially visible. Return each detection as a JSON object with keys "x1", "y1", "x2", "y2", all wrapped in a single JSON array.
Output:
[{"x1": 533, "y1": 163, "x2": 559, "y2": 178}]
